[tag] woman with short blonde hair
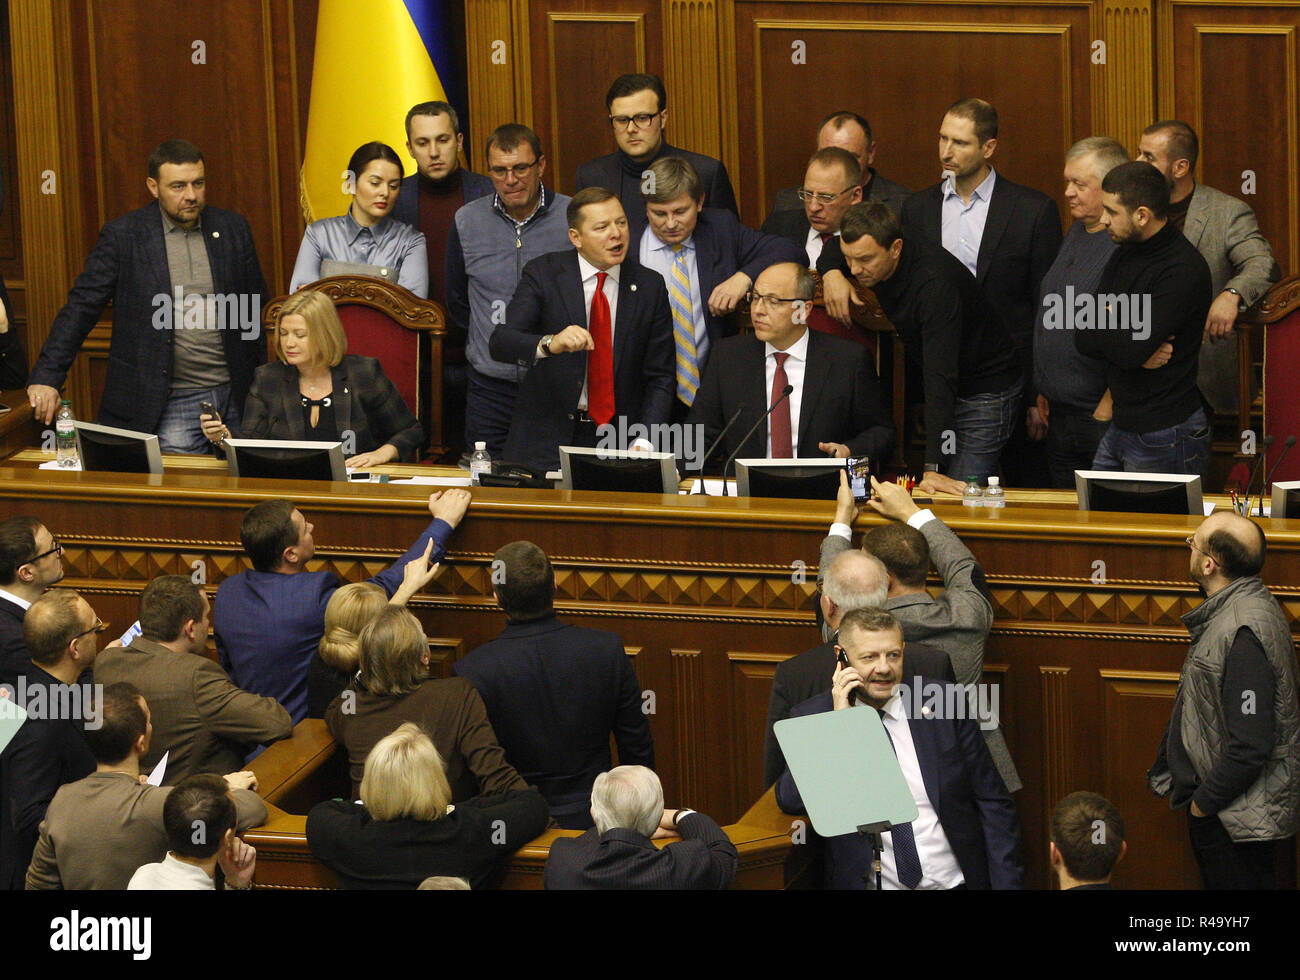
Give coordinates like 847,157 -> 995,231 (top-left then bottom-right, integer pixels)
360,723 -> 452,821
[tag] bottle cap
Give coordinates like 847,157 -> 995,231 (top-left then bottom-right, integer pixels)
61,399 -> 71,406
988,477 -> 1000,486
475,442 -> 486,451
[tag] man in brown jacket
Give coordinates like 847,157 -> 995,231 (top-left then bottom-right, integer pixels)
95,575 -> 292,784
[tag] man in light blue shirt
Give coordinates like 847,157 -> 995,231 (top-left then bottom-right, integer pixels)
941,166 -> 996,277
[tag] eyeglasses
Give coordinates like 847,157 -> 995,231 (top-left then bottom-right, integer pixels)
797,187 -> 855,205
609,113 -> 660,130
487,161 -> 539,179
72,618 -> 109,641
25,538 -> 63,564
746,291 -> 803,309
1185,535 -> 1220,565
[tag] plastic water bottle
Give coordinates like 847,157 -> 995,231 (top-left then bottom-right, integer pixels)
469,441 -> 492,485
984,476 -> 1006,509
55,400 -> 79,468
962,475 -> 984,508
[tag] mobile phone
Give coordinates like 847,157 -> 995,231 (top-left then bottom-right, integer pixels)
835,645 -> 861,705
119,621 -> 143,648
199,401 -> 221,423
846,456 -> 871,503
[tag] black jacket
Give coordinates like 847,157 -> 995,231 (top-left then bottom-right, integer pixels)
0,595 -> 27,688
544,810 -> 738,889
576,142 -> 738,237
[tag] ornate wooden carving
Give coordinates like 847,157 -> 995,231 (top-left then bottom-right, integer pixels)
262,275 -> 447,332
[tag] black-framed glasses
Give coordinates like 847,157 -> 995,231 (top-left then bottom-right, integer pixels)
796,187 -> 854,205
609,112 -> 660,130
746,291 -> 802,309
72,618 -> 109,640
25,538 -> 63,564
487,161 -> 539,179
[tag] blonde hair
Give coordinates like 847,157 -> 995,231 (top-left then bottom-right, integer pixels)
357,606 -> 429,696
275,289 -> 347,368
319,582 -> 388,672
361,722 -> 451,822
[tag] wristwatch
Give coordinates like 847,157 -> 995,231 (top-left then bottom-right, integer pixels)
540,334 -> 555,356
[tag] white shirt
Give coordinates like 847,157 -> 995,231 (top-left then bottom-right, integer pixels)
639,226 -> 710,363
803,227 -> 837,268
941,167 -> 997,277
0,588 -> 31,611
875,693 -> 965,890
127,852 -> 215,890
763,329 -> 810,456
830,507 -> 935,541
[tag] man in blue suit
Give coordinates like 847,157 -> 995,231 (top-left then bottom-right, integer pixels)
453,541 -> 654,829
489,188 -> 674,473
776,607 -> 1023,889
632,156 -> 806,423
27,140 -> 268,453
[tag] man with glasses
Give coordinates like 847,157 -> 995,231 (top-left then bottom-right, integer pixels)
686,260 -> 892,470
770,111 -> 911,218
447,124 -> 572,459
1149,513 -> 1300,889
0,517 -> 65,687
575,73 -> 737,238
0,589 -> 104,889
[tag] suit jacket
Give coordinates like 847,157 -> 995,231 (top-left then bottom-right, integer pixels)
24,771 -> 265,890
0,594 -> 27,688
1182,183 -> 1281,413
770,168 -> 911,218
629,208 -> 807,350
544,811 -> 738,889
759,207 -> 817,264
900,173 -> 1061,377
93,636 -> 293,785
775,689 -> 1023,889
575,143 -> 738,237
28,203 -> 269,433
821,521 -> 1022,793
453,615 -> 655,829
489,249 -> 675,472
763,639 -> 955,787
687,330 -> 894,470
392,168 -> 494,230
236,355 -> 426,460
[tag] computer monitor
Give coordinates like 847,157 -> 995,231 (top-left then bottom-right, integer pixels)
558,447 -> 677,494
74,422 -> 163,475
735,458 -> 844,501
1075,470 -> 1203,516
1271,481 -> 1300,519
225,439 -> 347,482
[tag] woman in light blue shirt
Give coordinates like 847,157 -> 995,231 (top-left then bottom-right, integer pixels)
291,142 -> 428,297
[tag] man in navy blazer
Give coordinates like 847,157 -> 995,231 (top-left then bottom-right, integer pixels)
453,541 -> 654,829
0,515 -> 65,687
775,607 -> 1023,890
489,189 -> 674,473
27,140 -> 268,453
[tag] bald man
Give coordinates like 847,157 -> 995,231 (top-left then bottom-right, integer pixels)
1149,513 -> 1300,889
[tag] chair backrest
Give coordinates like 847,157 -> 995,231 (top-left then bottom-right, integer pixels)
1250,274 -> 1300,482
263,276 -> 448,457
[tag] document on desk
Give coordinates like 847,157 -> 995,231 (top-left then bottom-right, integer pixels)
385,476 -> 473,487
684,479 -> 736,495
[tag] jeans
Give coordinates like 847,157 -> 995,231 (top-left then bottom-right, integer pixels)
1045,408 -> 1111,488
1092,408 -> 1210,476
1188,811 -> 1278,889
155,383 -> 241,455
465,367 -> 519,460
948,379 -> 1023,483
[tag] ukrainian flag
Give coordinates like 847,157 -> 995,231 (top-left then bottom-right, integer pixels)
300,0 -> 455,222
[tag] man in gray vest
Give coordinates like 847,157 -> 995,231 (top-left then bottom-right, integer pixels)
1149,512 -> 1300,889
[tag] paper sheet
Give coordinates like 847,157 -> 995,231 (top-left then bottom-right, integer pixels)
146,751 -> 169,787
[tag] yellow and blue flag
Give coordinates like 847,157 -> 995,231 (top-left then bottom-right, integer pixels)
300,0 -> 455,222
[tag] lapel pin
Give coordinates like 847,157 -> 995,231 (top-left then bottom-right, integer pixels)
630,284 -> 637,292
211,231 -> 221,239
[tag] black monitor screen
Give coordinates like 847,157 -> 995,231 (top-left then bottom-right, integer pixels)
78,430 -> 156,474
235,446 -> 338,482
567,455 -> 670,494
1279,488 -> 1300,520
745,466 -> 841,501
1087,479 -> 1191,515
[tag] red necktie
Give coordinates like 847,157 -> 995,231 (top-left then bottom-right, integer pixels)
587,271 -> 615,425
770,351 -> 792,458
819,232 -> 831,246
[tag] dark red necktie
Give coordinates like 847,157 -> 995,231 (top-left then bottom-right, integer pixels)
587,271 -> 615,425
770,351 -> 792,458
819,232 -> 831,246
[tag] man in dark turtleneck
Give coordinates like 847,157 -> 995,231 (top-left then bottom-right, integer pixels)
394,101 -> 493,307
1075,161 -> 1212,475
574,73 -> 737,238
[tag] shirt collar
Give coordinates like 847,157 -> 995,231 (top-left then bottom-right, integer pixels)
577,252 -> 622,285
765,326 -> 810,362
941,166 -> 997,203
651,231 -> 694,255
342,210 -> 388,247
0,587 -> 31,611
159,202 -> 202,234
493,186 -> 550,228
878,689 -> 906,722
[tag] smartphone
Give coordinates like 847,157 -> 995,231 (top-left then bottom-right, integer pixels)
846,456 -> 871,504
118,621 -> 143,648
835,645 -> 861,705
199,401 -> 221,423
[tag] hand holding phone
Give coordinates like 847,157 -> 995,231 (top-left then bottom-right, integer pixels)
845,457 -> 871,504
833,646 -> 863,708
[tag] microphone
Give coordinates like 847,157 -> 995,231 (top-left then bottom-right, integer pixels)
1243,434 -> 1274,515
1259,435 -> 1297,516
721,384 -> 795,497
695,406 -> 745,495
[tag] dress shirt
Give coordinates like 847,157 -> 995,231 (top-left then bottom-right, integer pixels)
638,226 -> 710,364
876,692 -> 965,890
0,588 -> 31,611
941,168 -> 998,276
127,852 -> 215,890
291,212 -> 428,297
763,329 -> 809,456
829,507 -> 935,541
804,227 -> 836,268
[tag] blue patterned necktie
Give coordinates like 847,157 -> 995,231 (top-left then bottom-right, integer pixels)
877,707 -> 923,889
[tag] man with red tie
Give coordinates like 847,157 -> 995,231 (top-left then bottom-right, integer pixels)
490,188 -> 675,473
687,261 -> 894,472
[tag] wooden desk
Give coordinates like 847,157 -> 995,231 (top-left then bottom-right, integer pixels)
3,464 -> 1297,889
0,392 -> 39,461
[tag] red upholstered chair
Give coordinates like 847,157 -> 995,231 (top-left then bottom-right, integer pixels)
263,276 -> 448,458
1247,274 -> 1300,483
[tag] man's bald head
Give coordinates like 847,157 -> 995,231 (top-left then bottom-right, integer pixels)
1202,513 -> 1266,580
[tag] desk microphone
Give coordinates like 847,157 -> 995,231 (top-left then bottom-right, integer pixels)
1259,435 -> 1297,516
696,406 -> 745,495
1243,434 -> 1274,515
721,385 -> 794,497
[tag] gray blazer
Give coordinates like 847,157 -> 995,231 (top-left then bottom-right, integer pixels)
820,519 -> 1022,793
1183,183 -> 1281,414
